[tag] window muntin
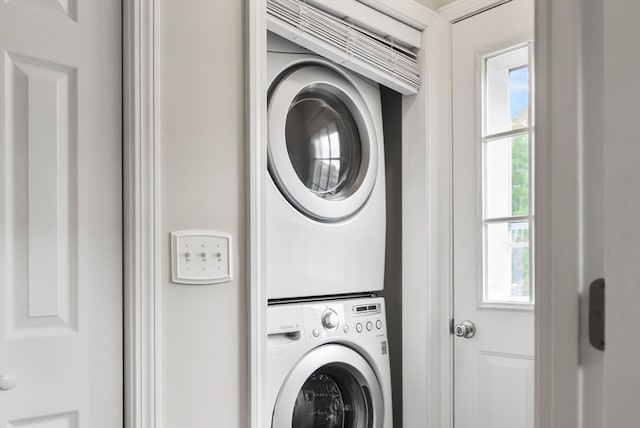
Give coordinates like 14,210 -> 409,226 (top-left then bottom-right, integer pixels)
482,43 -> 534,305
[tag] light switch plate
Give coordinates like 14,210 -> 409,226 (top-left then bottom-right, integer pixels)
170,230 -> 233,285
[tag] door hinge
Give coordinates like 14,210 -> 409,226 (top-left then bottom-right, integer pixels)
588,278 -> 605,351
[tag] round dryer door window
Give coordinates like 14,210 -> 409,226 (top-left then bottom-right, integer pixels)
268,65 -> 379,222
285,89 -> 362,200
272,344 -> 384,428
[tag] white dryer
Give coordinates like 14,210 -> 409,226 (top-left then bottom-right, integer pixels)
267,33 -> 386,300
267,296 -> 393,428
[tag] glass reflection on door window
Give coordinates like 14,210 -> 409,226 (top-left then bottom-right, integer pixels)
482,44 -> 534,305
485,221 -> 530,303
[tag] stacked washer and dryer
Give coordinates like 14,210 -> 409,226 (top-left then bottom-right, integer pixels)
266,33 -> 393,428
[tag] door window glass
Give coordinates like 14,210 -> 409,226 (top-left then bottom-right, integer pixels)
482,44 -> 534,305
285,88 -> 362,200
485,135 -> 530,219
485,46 -> 530,135
485,221 -> 530,303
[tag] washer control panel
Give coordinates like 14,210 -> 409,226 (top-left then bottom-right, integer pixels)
301,298 -> 386,342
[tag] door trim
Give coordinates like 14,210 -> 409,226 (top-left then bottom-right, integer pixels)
247,2 -> 452,428
400,9 -> 452,428
247,0 -> 268,426
123,0 -> 162,427
245,0 -> 451,428
534,0 -> 582,426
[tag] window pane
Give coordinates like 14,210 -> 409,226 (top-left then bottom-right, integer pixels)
485,221 -> 530,303
485,46 -> 529,135
509,66 -> 529,128
485,135 -> 529,218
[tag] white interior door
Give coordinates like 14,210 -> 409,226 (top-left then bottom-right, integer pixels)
0,1 -> 122,426
452,1 -> 534,427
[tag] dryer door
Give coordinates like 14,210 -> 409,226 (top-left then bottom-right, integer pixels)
272,344 -> 384,428
268,65 -> 379,222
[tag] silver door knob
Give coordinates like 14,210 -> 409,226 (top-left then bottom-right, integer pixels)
0,373 -> 17,391
454,320 -> 476,338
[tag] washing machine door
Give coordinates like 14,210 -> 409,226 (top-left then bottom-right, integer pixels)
272,344 -> 384,428
268,65 -> 379,222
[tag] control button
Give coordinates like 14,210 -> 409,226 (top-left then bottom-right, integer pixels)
321,309 -> 340,330
366,321 -> 373,331
343,325 -> 350,333
376,320 -> 382,329
356,323 -> 363,333
312,329 -> 320,337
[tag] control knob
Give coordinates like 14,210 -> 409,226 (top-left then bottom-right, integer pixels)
321,309 -> 339,330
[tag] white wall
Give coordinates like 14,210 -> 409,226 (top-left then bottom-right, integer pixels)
159,0 -> 247,426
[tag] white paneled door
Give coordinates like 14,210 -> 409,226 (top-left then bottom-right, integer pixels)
0,0 -> 122,426
452,1 -> 534,427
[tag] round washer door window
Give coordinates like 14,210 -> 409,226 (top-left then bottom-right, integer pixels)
268,65 -> 379,222
272,344 -> 384,428
291,366 -> 368,428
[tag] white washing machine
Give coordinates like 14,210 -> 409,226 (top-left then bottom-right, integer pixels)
267,33 -> 386,300
267,296 -> 393,428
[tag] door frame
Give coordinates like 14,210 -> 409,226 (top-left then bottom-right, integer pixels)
123,0 -> 585,427
534,0 -> 583,426
121,0 -> 448,426
447,2 -> 536,427
123,0 -> 162,427
247,1 -> 452,427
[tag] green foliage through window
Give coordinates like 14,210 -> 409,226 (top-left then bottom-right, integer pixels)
511,131 -> 529,216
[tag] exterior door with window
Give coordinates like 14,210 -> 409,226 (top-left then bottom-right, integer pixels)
452,0 -> 534,426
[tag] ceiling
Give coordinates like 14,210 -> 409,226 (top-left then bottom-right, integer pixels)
413,0 -> 458,10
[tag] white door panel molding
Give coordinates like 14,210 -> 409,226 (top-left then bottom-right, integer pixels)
4,53 -> 78,339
